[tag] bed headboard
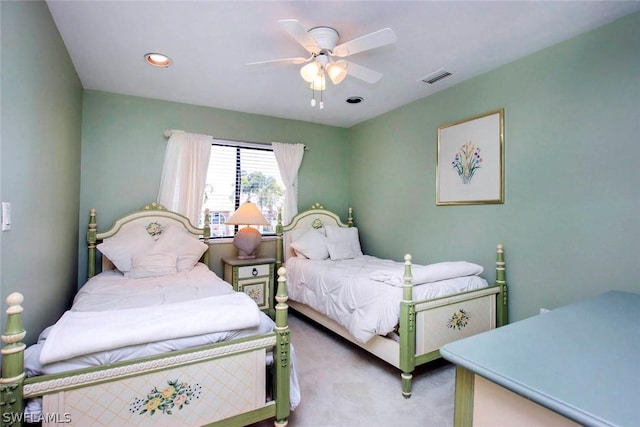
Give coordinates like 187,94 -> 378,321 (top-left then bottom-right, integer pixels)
87,202 -> 210,279
276,203 -> 353,266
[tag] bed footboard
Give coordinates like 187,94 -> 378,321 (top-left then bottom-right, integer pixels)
399,245 -> 508,398
27,338 -> 275,426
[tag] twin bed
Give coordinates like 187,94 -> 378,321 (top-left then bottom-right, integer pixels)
276,203 -> 508,398
1,202 -> 508,425
1,203 -> 296,426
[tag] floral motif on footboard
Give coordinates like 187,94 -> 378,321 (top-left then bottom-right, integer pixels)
447,309 -> 470,330
130,379 -> 202,416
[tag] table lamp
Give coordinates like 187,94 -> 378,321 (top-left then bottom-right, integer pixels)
225,201 -> 270,259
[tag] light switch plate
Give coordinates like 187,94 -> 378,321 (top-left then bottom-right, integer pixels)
2,202 -> 11,231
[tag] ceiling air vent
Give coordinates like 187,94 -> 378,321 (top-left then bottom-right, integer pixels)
420,69 -> 452,84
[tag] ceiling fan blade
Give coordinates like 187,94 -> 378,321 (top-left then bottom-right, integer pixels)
246,56 -> 309,66
339,60 -> 383,84
333,28 -> 397,57
278,19 -> 321,54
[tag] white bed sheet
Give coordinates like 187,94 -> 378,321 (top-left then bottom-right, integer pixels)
23,263 -> 300,409
285,255 -> 489,343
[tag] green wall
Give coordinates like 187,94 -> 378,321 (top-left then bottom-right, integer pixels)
79,91 -> 349,281
4,1 -> 638,344
0,1 -> 83,344
348,12 -> 640,321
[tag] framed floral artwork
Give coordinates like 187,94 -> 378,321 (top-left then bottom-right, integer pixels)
436,109 -> 504,205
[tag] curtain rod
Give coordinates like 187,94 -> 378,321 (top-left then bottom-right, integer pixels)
163,129 -> 307,150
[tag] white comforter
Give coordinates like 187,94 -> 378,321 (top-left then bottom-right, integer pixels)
285,255 -> 489,343
38,263 -> 260,364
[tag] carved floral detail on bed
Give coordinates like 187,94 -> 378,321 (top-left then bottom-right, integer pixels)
447,308 -> 471,330
145,221 -> 166,240
129,379 -> 202,416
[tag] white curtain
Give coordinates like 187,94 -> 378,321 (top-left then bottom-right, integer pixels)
158,131 -> 212,225
273,142 -> 305,224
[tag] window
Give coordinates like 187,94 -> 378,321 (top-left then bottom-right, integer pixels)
202,140 -> 284,238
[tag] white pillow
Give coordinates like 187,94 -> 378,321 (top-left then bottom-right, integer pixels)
325,226 -> 363,257
290,229 -> 329,260
126,252 -> 178,279
97,223 -> 155,272
327,241 -> 357,261
154,225 -> 208,271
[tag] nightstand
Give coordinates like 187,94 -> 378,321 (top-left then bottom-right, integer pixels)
222,257 -> 276,318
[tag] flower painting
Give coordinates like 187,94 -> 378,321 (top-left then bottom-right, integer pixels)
129,379 -> 202,416
437,109 -> 504,205
452,141 -> 483,184
447,309 -> 470,330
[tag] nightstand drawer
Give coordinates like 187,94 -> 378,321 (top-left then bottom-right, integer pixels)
238,264 -> 270,279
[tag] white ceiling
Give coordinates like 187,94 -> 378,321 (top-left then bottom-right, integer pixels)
46,1 -> 640,128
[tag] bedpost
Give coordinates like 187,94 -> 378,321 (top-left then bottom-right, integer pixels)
87,208 -> 97,279
495,244 -> 508,326
399,254 -> 416,398
274,267 -> 290,427
1,293 -> 26,426
347,207 -> 353,227
202,209 -> 210,266
275,210 -> 283,272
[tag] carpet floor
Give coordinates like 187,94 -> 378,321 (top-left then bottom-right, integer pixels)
250,312 -> 455,427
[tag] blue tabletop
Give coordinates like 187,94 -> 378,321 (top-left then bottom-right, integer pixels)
440,290 -> 640,427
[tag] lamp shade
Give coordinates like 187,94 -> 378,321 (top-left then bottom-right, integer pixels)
326,62 -> 347,85
300,61 -> 321,83
226,202 -> 269,226
310,73 -> 326,91
225,202 -> 269,259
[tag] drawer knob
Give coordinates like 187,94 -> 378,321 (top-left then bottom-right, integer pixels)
252,267 -> 258,276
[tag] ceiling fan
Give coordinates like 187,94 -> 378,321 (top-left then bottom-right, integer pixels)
248,19 -> 397,88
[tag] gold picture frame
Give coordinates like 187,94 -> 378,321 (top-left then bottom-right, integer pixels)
436,109 -> 504,205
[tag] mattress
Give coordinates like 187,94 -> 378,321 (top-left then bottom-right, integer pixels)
285,255 -> 489,343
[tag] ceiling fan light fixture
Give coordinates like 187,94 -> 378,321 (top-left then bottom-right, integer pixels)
326,63 -> 347,85
144,53 -> 171,68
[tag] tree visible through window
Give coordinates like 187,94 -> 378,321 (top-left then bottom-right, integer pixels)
202,141 -> 284,237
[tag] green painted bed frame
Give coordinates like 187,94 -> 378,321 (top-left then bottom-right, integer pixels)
276,203 -> 508,398
1,203 -> 292,426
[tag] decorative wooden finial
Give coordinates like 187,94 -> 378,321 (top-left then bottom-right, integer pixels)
2,292 -> 26,346
6,292 -> 23,311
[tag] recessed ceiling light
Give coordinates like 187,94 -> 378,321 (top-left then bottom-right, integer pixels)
346,96 -> 364,104
144,53 -> 171,68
